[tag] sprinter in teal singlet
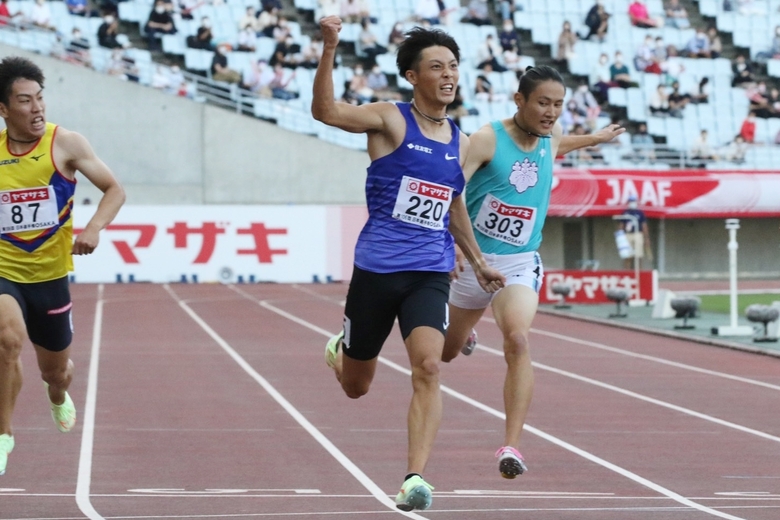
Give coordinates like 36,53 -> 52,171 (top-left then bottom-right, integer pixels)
312,16 -> 505,512
442,66 -> 625,479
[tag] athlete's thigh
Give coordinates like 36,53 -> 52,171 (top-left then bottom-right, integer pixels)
22,277 -> 73,353
491,284 -> 539,340
343,267 -> 399,361
0,290 -> 28,347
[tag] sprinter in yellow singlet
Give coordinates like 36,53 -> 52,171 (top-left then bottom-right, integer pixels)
0,57 -> 125,476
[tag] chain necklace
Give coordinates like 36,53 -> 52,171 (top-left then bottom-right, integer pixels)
411,99 -> 448,125
512,113 -> 551,138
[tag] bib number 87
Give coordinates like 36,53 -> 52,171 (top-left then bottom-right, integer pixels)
405,196 -> 444,222
483,212 -> 523,237
11,203 -> 40,224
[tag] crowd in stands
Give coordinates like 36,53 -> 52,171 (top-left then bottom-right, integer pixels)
8,0 -> 780,166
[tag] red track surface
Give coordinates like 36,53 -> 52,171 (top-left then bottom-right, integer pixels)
2,283 -> 779,520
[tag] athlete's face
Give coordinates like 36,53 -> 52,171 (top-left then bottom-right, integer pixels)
515,80 -> 565,136
405,45 -> 459,106
0,79 -> 46,139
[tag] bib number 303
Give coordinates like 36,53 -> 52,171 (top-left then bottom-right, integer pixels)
474,194 -> 536,246
392,176 -> 453,230
0,186 -> 59,234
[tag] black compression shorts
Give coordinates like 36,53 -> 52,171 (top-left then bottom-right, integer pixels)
0,276 -> 73,352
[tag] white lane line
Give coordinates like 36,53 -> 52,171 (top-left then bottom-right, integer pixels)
247,291 -> 746,520
164,284 -> 430,520
524,324 -> 780,392
75,283 -> 107,520
470,337 -> 780,445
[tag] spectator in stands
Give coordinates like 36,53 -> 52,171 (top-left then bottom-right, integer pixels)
186,16 -> 213,50
340,0 -> 369,23
628,0 -> 663,29
270,34 -> 302,68
690,129 -> 718,163
65,0 -> 89,17
499,0 -> 522,21
556,21 -> 578,64
347,63 -> 373,104
29,0 -> 55,31
263,0 -> 282,10
98,14 -> 129,49
273,16 -> 293,43
107,49 -> 139,81
667,81 -> 689,117
653,36 -> 667,62
664,0 -> 689,29
358,18 -> 387,64
756,25 -> 780,62
499,18 -> 519,53
64,28 -> 91,67
582,1 -> 609,41
477,34 -> 507,72
367,63 -> 400,101
178,0 -> 203,21
610,52 -> 638,88
300,34 -> 323,69
415,0 -> 441,25
572,83 -> 601,130
269,63 -> 298,100
685,27 -> 711,58
721,134 -> 748,163
237,22 -> 258,52
635,34 -> 662,74
145,0 -> 177,51
731,54 -> 756,88
559,99 -> 584,134
246,58 -> 274,97
151,65 -> 171,90
0,0 -> 20,25
462,0 -> 491,26
739,111 -> 757,143
707,27 -> 722,59
689,77 -> 710,104
257,5 -> 279,37
631,123 -> 656,162
649,84 -> 670,116
238,6 -> 258,33
388,22 -> 406,52
590,52 -> 615,103
502,41 -> 524,71
661,44 -> 685,84
474,72 -> 495,102
211,44 -> 243,84
619,195 -> 651,269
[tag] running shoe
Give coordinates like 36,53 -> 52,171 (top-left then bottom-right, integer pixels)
46,383 -> 77,433
496,446 -> 527,479
461,328 -> 478,356
0,434 -> 13,476
395,475 -> 434,511
325,330 -> 344,369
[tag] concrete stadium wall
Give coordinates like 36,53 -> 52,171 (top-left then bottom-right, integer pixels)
0,44 -> 369,205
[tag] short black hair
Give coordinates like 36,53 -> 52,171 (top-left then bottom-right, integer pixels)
0,57 -> 44,105
396,26 -> 460,77
517,65 -> 565,99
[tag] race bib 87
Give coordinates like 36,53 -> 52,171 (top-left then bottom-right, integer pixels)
0,186 -> 59,234
392,176 -> 453,230
474,193 -> 536,246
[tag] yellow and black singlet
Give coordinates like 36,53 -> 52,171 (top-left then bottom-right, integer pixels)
0,123 -> 76,282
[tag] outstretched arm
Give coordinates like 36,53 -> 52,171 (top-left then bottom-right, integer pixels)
311,15 -> 387,134
555,123 -> 625,157
449,195 -> 505,293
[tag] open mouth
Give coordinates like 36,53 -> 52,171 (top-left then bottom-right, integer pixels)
441,83 -> 454,94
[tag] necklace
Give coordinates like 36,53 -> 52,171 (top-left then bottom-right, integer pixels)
512,113 -> 551,139
412,99 -> 448,125
7,134 -> 39,144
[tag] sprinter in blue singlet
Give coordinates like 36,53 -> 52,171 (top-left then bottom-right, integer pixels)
312,16 -> 505,512
442,66 -> 625,480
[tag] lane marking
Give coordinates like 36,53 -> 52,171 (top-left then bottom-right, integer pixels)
525,324 -> 780,392
247,288 -> 747,520
165,284 -> 430,520
75,283 -> 107,520
128,488 -> 321,495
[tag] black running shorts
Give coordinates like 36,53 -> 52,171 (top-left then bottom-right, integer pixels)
341,266 -> 450,361
0,276 -> 73,352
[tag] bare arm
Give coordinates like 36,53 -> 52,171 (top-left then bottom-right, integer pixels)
556,123 -> 625,157
448,195 -> 505,292
56,129 -> 126,255
461,123 -> 496,181
311,15 -> 387,133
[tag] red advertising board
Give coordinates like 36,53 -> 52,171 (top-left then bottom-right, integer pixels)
550,169 -> 780,218
540,270 -> 656,305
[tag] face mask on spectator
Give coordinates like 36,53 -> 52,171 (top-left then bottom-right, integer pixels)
355,67 -> 363,75
628,201 -> 638,209
202,18 -> 211,28
73,30 -> 81,39
104,15 -> 115,24
155,6 -> 165,13
372,67 -> 380,75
